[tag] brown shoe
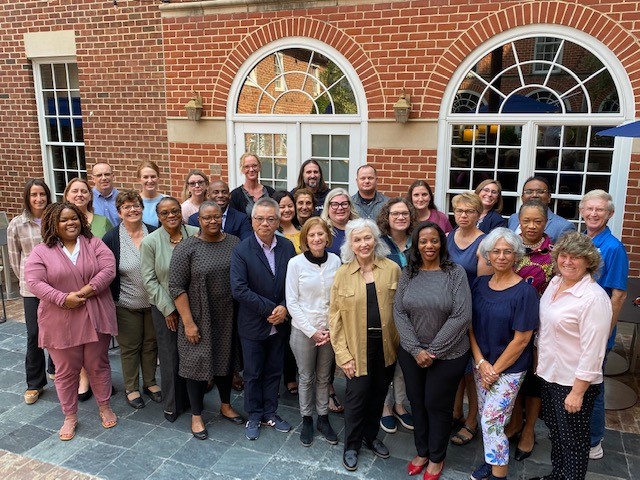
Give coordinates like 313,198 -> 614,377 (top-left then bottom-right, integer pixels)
24,388 -> 43,405
232,372 -> 244,392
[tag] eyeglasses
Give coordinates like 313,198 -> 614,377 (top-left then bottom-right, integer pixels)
253,216 -> 278,225
490,249 -> 515,256
454,208 -> 478,216
389,211 -> 410,218
523,189 -> 548,195
199,214 -> 223,223
581,207 -> 608,214
329,201 -> 350,210
243,164 -> 260,171
188,180 -> 206,187
120,204 -> 142,211
158,208 -> 181,218
481,187 -> 499,195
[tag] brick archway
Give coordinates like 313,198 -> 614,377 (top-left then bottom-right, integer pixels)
422,0 -> 640,117
211,17 -> 385,118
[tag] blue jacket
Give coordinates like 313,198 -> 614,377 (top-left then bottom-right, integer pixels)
187,206 -> 252,240
230,234 -> 296,340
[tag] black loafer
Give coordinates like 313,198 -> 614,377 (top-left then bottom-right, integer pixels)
221,411 -> 244,425
343,449 -> 358,471
363,438 -> 390,459
515,446 -> 533,461
192,428 -> 208,440
126,393 -> 145,410
143,387 -> 162,403
164,411 -> 178,423
78,387 -> 93,402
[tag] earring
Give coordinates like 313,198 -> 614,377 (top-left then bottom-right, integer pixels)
486,260 -> 491,266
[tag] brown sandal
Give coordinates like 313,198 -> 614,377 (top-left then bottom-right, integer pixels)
99,406 -> 117,429
59,415 -> 78,441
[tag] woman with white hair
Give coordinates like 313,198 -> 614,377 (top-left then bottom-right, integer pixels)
330,219 -> 400,472
469,228 -> 539,480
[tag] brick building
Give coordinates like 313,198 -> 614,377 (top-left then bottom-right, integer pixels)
2,0 -> 640,274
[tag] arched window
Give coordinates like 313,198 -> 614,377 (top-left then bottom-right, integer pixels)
228,41 -> 366,192
439,30 -> 631,233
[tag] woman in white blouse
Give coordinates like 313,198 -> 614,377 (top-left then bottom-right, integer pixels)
534,232 -> 612,480
285,217 -> 341,447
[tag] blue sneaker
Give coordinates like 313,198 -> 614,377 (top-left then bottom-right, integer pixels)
245,419 -> 260,440
470,462 -> 492,480
262,414 -> 291,433
380,415 -> 397,433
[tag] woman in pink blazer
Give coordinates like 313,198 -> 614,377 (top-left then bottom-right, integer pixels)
25,202 -> 118,441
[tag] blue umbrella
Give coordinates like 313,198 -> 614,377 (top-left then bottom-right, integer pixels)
596,120 -> 640,138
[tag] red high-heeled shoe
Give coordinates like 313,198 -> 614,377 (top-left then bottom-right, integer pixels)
407,460 -> 427,476
422,462 -> 444,480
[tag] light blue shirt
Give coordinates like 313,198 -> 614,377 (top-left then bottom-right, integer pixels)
92,187 -> 120,226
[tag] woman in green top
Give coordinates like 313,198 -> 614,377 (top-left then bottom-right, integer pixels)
64,178 -> 113,238
64,177 -> 114,401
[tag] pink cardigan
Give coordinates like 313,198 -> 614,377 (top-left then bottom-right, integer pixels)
25,235 -> 117,349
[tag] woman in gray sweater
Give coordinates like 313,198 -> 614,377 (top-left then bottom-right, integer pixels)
393,221 -> 472,480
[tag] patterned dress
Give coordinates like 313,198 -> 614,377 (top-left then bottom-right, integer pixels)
169,234 -> 242,381
514,234 -> 554,295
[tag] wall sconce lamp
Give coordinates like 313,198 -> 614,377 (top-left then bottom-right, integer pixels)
185,92 -> 203,121
393,92 -> 411,124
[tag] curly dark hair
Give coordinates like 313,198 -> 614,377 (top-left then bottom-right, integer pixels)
407,221 -> 453,278
41,202 -> 93,247
377,197 -> 415,237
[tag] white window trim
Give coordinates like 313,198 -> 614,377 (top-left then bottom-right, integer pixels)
436,24 -> 634,236
226,37 -> 368,189
32,56 -> 84,199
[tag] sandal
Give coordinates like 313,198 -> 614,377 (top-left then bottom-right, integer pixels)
450,424 -> 477,446
328,393 -> 344,413
99,406 -> 117,429
59,415 -> 78,441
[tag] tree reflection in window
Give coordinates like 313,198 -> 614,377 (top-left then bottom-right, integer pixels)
238,48 -> 357,115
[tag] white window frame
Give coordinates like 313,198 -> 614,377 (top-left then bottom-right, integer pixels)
226,37 -> 368,192
32,57 -> 86,200
437,25 -> 634,236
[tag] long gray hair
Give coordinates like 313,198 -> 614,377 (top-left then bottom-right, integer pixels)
340,218 -> 390,264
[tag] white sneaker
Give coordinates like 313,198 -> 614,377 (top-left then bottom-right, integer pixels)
589,441 -> 603,460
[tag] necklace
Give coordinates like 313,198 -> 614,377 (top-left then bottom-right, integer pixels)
523,237 -> 543,250
169,234 -> 183,245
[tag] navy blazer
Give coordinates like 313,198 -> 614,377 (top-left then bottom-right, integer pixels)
230,234 -> 296,340
187,206 -> 252,240
102,222 -> 157,302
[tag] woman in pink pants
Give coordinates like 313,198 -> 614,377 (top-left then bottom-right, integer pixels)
25,202 -> 118,441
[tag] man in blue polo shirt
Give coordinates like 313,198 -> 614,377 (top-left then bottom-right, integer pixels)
91,162 -> 120,226
580,189 -> 628,460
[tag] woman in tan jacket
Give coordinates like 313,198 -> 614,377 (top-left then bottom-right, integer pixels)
330,218 -> 400,472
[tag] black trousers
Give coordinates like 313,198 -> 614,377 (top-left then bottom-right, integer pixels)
399,347 -> 469,463
541,379 -> 600,480
24,297 -> 54,390
343,335 -> 395,451
151,306 -> 188,415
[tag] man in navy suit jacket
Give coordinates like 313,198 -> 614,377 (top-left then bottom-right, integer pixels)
230,197 -> 297,441
188,180 -> 252,240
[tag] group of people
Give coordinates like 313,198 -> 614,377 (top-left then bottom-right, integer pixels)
5,154 -> 628,480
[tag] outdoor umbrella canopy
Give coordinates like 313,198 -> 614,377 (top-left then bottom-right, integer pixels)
596,120 -> 640,138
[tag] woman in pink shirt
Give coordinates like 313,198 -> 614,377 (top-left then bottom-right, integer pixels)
534,232 -> 612,480
25,202 -> 118,441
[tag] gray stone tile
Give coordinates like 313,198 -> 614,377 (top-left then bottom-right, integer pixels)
275,428 -> 335,466
0,322 -> 28,335
379,430 -> 415,461
256,458 -> 316,480
365,455 -> 411,479
0,337 -> 27,356
210,446 -> 271,478
61,442 -> 126,475
0,394 -> 60,424
0,424 -> 52,454
98,450 -> 165,480
170,437 -> 230,470
587,450 -> 631,479
622,431 -> 640,457
130,425 -> 192,459
240,424 -> 292,456
146,460 -> 210,480
25,435 -> 97,465
0,367 -> 23,390
0,391 -> 23,416
96,417 -> 157,448
627,454 -> 640,480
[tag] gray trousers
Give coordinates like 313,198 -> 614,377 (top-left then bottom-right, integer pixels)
384,362 -> 408,407
289,327 -> 334,416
